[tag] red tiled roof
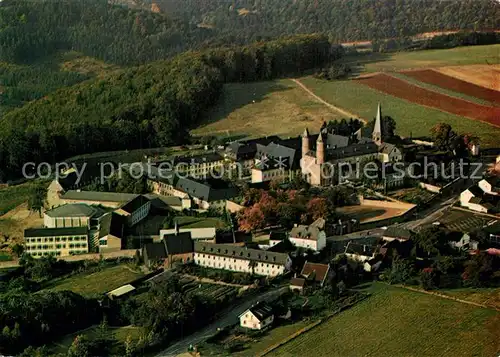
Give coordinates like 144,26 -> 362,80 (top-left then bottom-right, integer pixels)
300,261 -> 330,284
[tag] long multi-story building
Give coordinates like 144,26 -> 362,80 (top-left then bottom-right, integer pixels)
24,227 -> 89,257
194,242 -> 291,277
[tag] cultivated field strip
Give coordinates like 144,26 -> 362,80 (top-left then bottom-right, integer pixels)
358,74 -> 500,127
403,70 -> 500,106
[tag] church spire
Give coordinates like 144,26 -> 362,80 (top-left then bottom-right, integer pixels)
372,103 -> 383,146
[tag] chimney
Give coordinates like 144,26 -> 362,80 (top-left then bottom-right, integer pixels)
174,221 -> 179,235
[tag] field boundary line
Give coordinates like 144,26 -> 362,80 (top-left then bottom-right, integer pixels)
393,284 -> 500,312
258,294 -> 370,356
290,78 -> 366,123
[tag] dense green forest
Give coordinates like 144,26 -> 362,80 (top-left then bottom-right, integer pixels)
0,0 -> 215,65
0,34 -> 338,180
155,0 -> 500,42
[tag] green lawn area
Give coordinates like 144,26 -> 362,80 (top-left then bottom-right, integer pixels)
51,325 -> 144,355
341,44 -> 500,73
299,76 -> 500,147
47,264 -> 144,296
192,79 -> 345,139
175,216 -> 226,229
269,283 -> 500,357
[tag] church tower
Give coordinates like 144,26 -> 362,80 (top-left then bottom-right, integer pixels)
316,133 -> 325,165
302,128 -> 310,158
372,103 -> 383,146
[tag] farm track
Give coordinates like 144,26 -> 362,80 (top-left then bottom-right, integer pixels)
403,69 -> 500,106
291,78 -> 366,123
358,73 -> 500,127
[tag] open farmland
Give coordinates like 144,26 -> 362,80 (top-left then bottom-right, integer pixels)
341,44 -> 500,73
436,64 -> 500,91
403,69 -> 500,106
269,283 -> 500,357
357,73 -> 500,127
192,79 -> 345,139
47,264 -> 144,296
298,77 -> 500,147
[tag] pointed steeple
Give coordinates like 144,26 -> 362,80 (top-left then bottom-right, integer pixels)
372,103 -> 383,146
302,128 -> 310,158
316,133 -> 325,164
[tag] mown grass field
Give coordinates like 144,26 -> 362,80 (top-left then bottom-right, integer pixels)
269,283 -> 500,357
47,264 -> 144,296
192,79 -> 345,139
342,44 -> 500,73
298,76 -> 500,147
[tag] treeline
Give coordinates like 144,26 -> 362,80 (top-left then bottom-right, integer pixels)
0,0 -> 212,65
0,34 -> 336,181
373,31 -> 500,53
155,0 -> 500,43
421,31 -> 500,50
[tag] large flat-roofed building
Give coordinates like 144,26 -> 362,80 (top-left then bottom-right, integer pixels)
43,204 -> 101,228
24,227 -> 89,257
194,242 -> 291,277
60,191 -> 139,208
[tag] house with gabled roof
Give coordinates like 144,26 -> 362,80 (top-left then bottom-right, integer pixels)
239,302 -> 274,330
300,261 -> 330,287
289,218 -> 327,251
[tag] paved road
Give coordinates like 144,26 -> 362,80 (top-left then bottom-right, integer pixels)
404,196 -> 458,230
155,286 -> 288,357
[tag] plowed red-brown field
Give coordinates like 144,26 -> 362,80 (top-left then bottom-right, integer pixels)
359,74 -> 500,127
403,69 -> 500,106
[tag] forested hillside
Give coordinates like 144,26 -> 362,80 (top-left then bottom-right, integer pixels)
0,34 -> 339,180
155,0 -> 500,43
0,0 -> 211,65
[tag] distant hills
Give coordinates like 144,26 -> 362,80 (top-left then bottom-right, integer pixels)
151,0 -> 500,43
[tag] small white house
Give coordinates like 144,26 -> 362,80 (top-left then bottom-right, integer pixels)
239,302 -> 274,330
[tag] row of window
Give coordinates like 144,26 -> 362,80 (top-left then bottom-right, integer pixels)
26,236 -> 87,243
196,260 -> 279,276
28,249 -> 87,257
27,243 -> 87,250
